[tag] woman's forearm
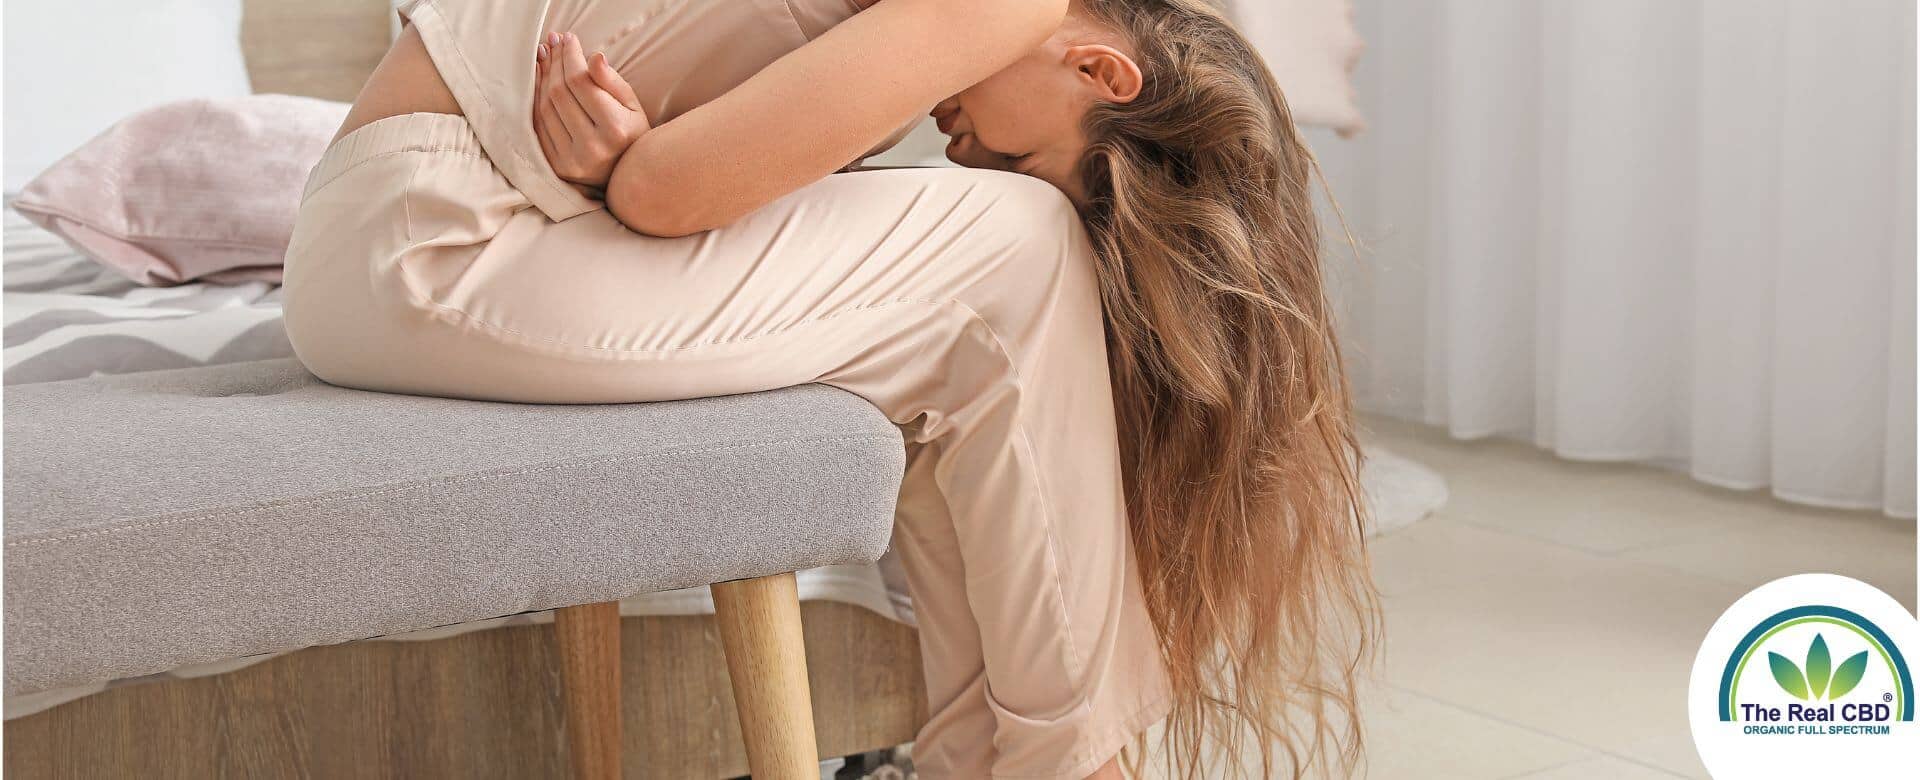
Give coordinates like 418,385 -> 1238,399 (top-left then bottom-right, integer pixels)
605,0 -> 1067,237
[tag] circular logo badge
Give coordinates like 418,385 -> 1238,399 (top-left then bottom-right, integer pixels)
1688,573 -> 1919,776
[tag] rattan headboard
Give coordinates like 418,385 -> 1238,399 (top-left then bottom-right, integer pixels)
241,0 -> 393,102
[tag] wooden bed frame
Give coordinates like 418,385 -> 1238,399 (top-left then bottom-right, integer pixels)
2,2 -> 928,776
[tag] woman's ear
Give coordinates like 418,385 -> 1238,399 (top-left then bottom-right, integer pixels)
1065,44 -> 1143,104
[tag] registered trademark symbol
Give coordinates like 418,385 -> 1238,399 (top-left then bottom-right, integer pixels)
1884,692 -> 1894,702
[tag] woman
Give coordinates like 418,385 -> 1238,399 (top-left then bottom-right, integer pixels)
283,0 -> 1379,777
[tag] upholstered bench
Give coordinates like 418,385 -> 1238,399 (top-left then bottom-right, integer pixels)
3,358 -> 905,778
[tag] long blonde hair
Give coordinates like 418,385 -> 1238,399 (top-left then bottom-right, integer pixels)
1075,1 -> 1380,775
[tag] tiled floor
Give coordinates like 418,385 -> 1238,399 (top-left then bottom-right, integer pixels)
1353,415 -> 1916,779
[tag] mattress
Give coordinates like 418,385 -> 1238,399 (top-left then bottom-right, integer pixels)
1,207 -> 917,719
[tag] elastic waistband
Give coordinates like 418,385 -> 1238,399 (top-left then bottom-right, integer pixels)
303,112 -> 485,200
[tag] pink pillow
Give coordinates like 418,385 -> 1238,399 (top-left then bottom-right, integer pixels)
1227,0 -> 1367,136
12,95 -> 347,286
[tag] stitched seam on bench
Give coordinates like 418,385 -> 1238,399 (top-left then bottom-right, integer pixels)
7,433 -> 899,549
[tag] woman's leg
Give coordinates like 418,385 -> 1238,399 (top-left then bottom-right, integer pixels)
289,137 -> 1170,777
890,442 -> 1000,775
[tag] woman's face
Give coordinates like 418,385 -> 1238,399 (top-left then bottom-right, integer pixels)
930,14 -> 1140,206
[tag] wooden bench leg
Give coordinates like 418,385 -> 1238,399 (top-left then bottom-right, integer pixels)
712,571 -> 820,779
555,601 -> 622,780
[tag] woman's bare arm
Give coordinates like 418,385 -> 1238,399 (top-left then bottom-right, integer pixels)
605,0 -> 1068,236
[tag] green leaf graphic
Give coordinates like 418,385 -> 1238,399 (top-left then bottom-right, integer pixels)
1828,651 -> 1869,699
1770,652 -> 1809,700
1807,634 -> 1832,699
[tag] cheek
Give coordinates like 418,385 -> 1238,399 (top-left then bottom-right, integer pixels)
959,69 -> 1055,148
957,90 -> 1014,138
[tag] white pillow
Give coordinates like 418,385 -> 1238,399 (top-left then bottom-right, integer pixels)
3,0 -> 251,192
1225,0 -> 1367,135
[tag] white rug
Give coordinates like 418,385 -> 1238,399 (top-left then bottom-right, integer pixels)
1360,444 -> 1449,536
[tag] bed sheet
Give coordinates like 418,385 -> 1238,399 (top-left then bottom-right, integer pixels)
2,208 -> 292,384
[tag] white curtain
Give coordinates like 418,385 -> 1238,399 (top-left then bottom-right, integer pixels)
1305,0 -> 1916,517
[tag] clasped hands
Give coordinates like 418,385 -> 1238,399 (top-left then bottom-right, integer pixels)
533,32 -> 651,197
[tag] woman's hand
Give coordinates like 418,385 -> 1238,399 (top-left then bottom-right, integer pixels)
533,32 -> 650,194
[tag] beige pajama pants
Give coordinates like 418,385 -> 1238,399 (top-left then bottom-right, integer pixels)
283,3 -> 1171,777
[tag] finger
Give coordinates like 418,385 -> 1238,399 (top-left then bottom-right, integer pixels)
557,33 -> 607,128
535,47 -> 548,89
541,33 -> 568,114
536,62 -> 574,149
544,34 -> 593,136
575,52 -> 634,126
587,52 -> 642,112
538,99 -> 573,151
536,100 -> 564,174
533,53 -> 553,152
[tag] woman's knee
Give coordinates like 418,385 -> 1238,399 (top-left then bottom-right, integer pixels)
950,169 -> 1097,278
769,167 -> 1100,305
957,169 -> 1082,234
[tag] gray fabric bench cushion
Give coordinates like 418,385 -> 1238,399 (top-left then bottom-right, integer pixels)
4,359 -> 904,695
